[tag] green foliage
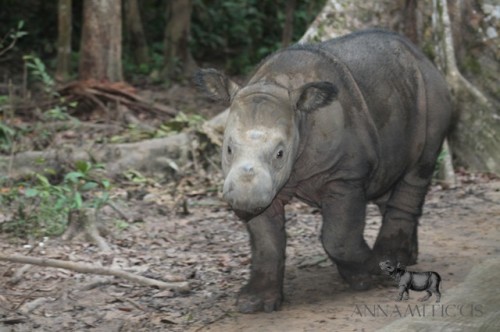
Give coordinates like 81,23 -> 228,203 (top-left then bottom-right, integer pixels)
23,54 -> 56,95
0,121 -> 16,153
190,0 -> 325,74
433,147 -> 449,178
0,161 -> 112,238
123,47 -> 164,81
108,112 -> 205,144
461,54 -> 482,76
0,20 -> 27,53
160,112 -> 205,133
42,100 -> 77,121
22,55 -> 77,120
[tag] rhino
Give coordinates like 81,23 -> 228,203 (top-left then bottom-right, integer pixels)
196,30 -> 452,313
379,260 -> 442,303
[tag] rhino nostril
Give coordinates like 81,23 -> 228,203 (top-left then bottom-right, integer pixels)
242,164 -> 254,173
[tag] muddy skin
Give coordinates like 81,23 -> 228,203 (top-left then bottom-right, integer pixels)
196,29 -> 452,313
379,260 -> 442,303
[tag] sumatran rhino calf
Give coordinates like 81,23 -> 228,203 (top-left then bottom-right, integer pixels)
196,30 -> 452,313
379,260 -> 442,303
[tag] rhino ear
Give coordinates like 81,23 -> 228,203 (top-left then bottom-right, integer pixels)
291,81 -> 338,113
194,68 -> 240,104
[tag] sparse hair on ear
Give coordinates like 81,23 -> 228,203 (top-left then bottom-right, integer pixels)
290,81 -> 338,113
194,68 -> 240,104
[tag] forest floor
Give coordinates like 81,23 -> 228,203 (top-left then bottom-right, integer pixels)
1,84 -> 499,331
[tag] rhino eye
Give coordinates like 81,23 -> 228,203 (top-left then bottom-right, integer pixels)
227,146 -> 232,155
276,150 -> 284,159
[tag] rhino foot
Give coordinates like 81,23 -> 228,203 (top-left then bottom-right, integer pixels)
237,287 -> 283,313
373,232 -> 418,269
373,244 -> 418,269
336,265 -> 375,291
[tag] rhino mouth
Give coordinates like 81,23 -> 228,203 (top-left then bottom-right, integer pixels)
222,187 -> 272,216
222,163 -> 275,217
232,207 -> 266,221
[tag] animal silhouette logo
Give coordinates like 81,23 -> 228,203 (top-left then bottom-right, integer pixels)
379,260 -> 442,303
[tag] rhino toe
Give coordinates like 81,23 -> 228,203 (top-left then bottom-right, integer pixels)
237,290 -> 282,313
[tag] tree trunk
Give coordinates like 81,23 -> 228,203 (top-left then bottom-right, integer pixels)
124,0 -> 149,65
435,0 -> 500,173
164,0 -> 196,80
56,0 -> 72,82
301,0 -> 500,174
79,0 -> 123,82
402,0 -> 419,44
282,0 -> 296,47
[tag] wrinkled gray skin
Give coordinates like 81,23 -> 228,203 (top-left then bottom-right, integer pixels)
196,30 -> 452,313
379,260 -> 442,303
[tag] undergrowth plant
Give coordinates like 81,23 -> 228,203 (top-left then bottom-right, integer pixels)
23,54 -> 77,121
0,161 -> 111,238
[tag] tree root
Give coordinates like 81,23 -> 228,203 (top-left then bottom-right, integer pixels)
62,208 -> 111,252
1,109 -> 228,179
59,80 -> 178,117
438,139 -> 458,188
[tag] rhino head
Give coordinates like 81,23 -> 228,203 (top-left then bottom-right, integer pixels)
196,69 -> 337,217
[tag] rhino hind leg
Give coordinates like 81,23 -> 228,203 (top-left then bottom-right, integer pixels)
434,288 -> 441,303
429,273 -> 442,303
418,290 -> 432,302
321,182 -> 375,290
372,175 -> 431,267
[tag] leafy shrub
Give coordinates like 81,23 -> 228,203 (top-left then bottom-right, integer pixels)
0,161 -> 111,238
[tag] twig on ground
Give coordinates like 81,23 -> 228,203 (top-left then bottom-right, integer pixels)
0,254 -> 190,292
18,297 -> 53,314
106,201 -> 130,222
78,277 -> 114,291
8,264 -> 32,285
121,297 -> 150,312
193,307 -> 231,332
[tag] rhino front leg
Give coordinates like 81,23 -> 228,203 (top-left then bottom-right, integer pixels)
398,286 -> 409,301
237,201 -> 286,313
320,181 -> 375,290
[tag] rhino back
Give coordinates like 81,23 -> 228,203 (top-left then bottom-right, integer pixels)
320,30 -> 451,194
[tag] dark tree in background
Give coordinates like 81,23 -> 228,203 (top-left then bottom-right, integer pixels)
164,0 -> 196,80
55,0 -> 72,82
282,0 -> 297,47
79,0 -> 123,82
124,0 -> 149,65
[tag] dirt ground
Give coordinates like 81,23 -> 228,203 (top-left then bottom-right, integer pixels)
1,83 -> 499,332
0,171 -> 499,332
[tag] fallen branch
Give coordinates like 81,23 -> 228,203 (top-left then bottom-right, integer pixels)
0,254 -> 190,292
